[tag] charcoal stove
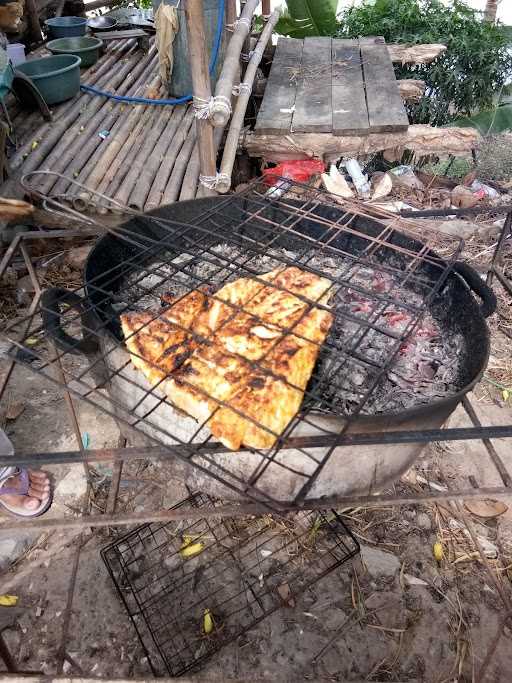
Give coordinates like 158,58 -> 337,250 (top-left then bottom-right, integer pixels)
6,184 -> 496,507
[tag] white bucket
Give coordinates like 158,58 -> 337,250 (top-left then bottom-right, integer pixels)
7,43 -> 26,66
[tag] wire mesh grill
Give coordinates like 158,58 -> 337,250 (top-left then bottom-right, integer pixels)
101,492 -> 360,677
3,179 -> 464,507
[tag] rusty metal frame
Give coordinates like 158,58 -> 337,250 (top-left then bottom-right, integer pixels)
0,219 -> 511,680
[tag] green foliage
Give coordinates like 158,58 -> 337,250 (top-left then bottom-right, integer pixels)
450,103 -> 512,135
273,0 -> 338,38
338,0 -> 512,126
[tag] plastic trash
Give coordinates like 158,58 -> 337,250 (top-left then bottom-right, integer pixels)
263,159 -> 325,199
7,43 -> 26,66
469,179 -> 500,200
344,158 -> 371,198
388,165 -> 425,191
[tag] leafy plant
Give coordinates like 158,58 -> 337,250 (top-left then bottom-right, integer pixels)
273,0 -> 338,38
450,104 -> 512,135
338,0 -> 512,126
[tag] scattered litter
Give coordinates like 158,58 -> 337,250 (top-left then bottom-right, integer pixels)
276,582 -> 295,607
470,179 -> 499,199
260,549 -> 272,557
464,499 -> 508,519
179,536 -> 204,559
416,475 -> 448,492
451,184 -> 480,208
448,519 -> 499,558
35,606 -> 43,617
344,158 -> 371,198
433,541 -> 444,562
5,401 -> 25,421
404,574 -> 429,587
98,130 -> 110,139
0,594 -> 18,606
202,608 -> 214,635
371,172 -> 393,200
82,432 -> 90,449
388,164 -> 425,191
322,164 -> 354,199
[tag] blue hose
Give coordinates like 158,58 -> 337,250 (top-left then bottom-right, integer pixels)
80,0 -> 225,105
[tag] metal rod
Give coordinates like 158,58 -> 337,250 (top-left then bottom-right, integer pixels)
400,204 -> 512,218
3,423 -> 512,469
486,210 -> 512,287
463,396 -> 512,487
1,486 -> 512,533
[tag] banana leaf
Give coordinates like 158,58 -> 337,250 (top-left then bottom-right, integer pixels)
450,104 -> 512,135
274,0 -> 338,38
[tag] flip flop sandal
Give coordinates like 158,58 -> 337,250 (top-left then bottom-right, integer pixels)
0,466 -> 52,518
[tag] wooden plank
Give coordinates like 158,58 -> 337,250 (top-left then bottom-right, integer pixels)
292,37 -> 332,133
331,38 -> 369,136
93,29 -> 147,40
254,37 -> 303,135
359,36 -> 408,133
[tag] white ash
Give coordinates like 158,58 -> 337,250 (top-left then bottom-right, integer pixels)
120,243 -> 465,416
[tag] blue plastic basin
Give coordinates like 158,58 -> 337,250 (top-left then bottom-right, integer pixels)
16,54 -> 81,105
45,16 -> 87,39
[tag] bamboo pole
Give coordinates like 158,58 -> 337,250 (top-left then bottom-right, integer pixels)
179,126 -> 223,201
113,105 -> 174,208
144,106 -> 194,211
67,77 -> 162,204
39,49 -> 157,195
36,48 -> 153,195
261,0 -> 271,17
217,8 -> 279,193
127,106 -> 184,211
161,128 -> 198,204
8,40 -> 137,173
185,0 -> 217,191
210,0 -> 259,128
103,94 -> 161,205
51,53 -> 160,196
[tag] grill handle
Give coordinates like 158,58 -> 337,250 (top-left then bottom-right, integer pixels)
453,261 -> 496,318
41,287 -> 99,355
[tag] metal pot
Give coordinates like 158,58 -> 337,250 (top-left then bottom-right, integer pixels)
42,198 -> 496,503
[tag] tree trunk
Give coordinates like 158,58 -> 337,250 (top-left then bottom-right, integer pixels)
484,0 -> 498,23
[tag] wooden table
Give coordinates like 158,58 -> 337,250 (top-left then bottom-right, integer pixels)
255,36 -> 408,136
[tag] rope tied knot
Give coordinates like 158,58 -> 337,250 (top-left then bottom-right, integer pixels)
199,172 -> 231,190
232,82 -> 252,97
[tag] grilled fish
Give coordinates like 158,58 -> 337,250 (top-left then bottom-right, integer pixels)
122,267 -> 334,450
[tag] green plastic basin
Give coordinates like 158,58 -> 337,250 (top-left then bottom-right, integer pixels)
16,54 -> 81,105
46,37 -> 103,68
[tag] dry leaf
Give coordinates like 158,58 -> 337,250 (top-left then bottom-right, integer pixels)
451,185 -> 480,209
5,401 -> 24,421
464,499 -> 508,519
321,165 -> 354,199
277,582 -> 295,607
371,172 -> 392,200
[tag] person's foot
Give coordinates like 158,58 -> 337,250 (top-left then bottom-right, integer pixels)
0,469 -> 50,512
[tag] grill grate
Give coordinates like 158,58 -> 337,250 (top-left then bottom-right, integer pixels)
3,180 -> 464,507
101,492 -> 360,677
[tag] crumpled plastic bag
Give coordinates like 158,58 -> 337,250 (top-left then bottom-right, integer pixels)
155,4 -> 179,84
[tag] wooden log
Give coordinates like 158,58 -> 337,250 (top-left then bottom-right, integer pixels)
210,0 -> 259,128
243,125 -> 480,161
217,9 -> 279,193
225,0 -> 236,26
145,106 -> 194,211
185,0 -> 217,191
398,79 -> 426,103
51,52 -> 160,196
387,43 -> 447,65
261,0 -> 271,17
37,48 -> 152,195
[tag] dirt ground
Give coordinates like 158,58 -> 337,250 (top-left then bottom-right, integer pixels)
0,199 -> 512,681
0,358 -> 512,682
